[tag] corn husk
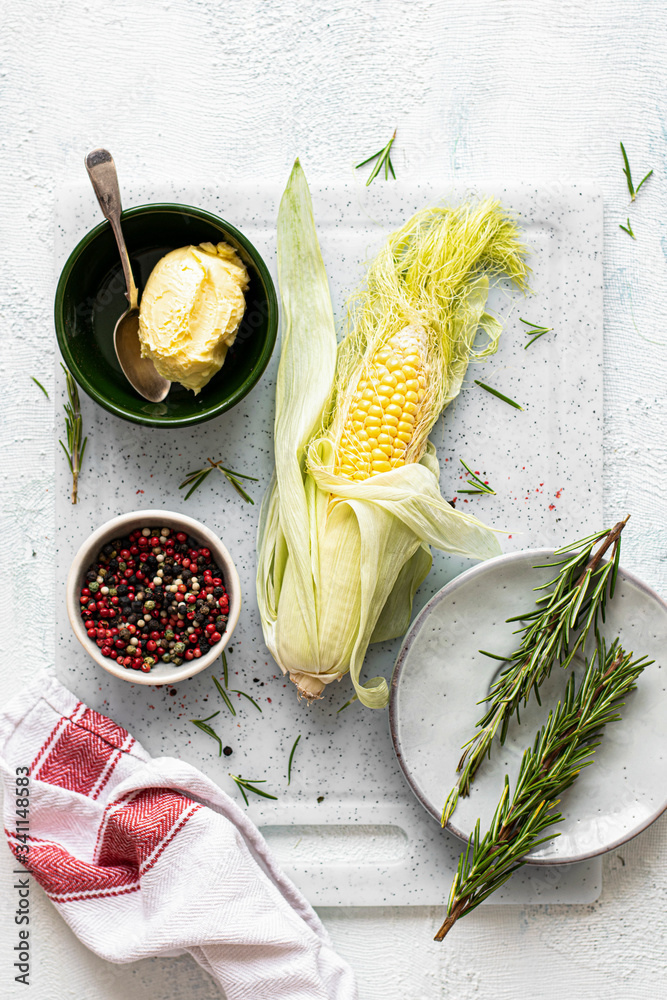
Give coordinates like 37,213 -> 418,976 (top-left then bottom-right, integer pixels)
257,162 -> 529,708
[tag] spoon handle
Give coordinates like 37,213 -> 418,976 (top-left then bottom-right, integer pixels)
84,149 -> 139,311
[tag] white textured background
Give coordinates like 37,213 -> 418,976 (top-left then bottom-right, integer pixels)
1,1 -> 667,997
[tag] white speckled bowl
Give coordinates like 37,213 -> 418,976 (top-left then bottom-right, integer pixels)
66,510 -> 241,685
390,548 -> 667,864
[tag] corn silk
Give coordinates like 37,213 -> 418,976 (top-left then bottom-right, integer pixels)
257,161 -> 530,708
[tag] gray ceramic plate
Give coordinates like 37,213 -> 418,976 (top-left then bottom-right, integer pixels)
390,549 -> 667,864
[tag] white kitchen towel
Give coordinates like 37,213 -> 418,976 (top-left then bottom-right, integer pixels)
0,674 -> 358,1000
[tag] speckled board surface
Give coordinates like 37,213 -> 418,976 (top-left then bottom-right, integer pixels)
54,179 -> 603,906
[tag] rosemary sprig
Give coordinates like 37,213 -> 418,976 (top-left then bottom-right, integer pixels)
31,377 -> 49,398
436,636 -> 651,940
59,364 -> 87,504
213,675 -> 236,716
179,458 -> 258,504
229,689 -> 262,713
619,217 -> 636,240
620,141 -> 652,202
191,711 -> 223,756
520,318 -> 552,349
287,734 -> 301,785
355,129 -> 397,186
230,775 -> 278,806
458,459 -> 496,496
442,517 -> 630,825
221,649 -> 229,687
474,380 -> 523,411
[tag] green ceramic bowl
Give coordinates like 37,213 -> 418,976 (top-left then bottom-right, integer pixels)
54,204 -> 278,427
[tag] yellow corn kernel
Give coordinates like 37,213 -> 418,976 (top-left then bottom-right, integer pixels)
334,325 -> 430,478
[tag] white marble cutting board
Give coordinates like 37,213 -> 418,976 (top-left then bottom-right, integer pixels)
53,178 -> 603,905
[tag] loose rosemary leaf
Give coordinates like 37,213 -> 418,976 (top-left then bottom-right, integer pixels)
520,317 -> 552,349
230,775 -> 278,802
179,458 -> 257,504
31,377 -> 50,398
287,735 -> 301,785
229,689 -> 262,713
355,129 -> 397,186
619,217 -> 636,240
458,459 -> 496,496
620,141 -> 653,201
474,380 -> 523,410
191,719 -> 223,756
213,675 -> 236,716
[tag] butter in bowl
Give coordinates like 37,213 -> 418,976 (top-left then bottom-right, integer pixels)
54,204 -> 278,428
139,240 -> 249,394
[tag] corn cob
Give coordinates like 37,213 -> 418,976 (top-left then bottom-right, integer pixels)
257,161 -> 530,708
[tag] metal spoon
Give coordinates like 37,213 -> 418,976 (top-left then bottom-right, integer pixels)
84,148 -> 170,403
